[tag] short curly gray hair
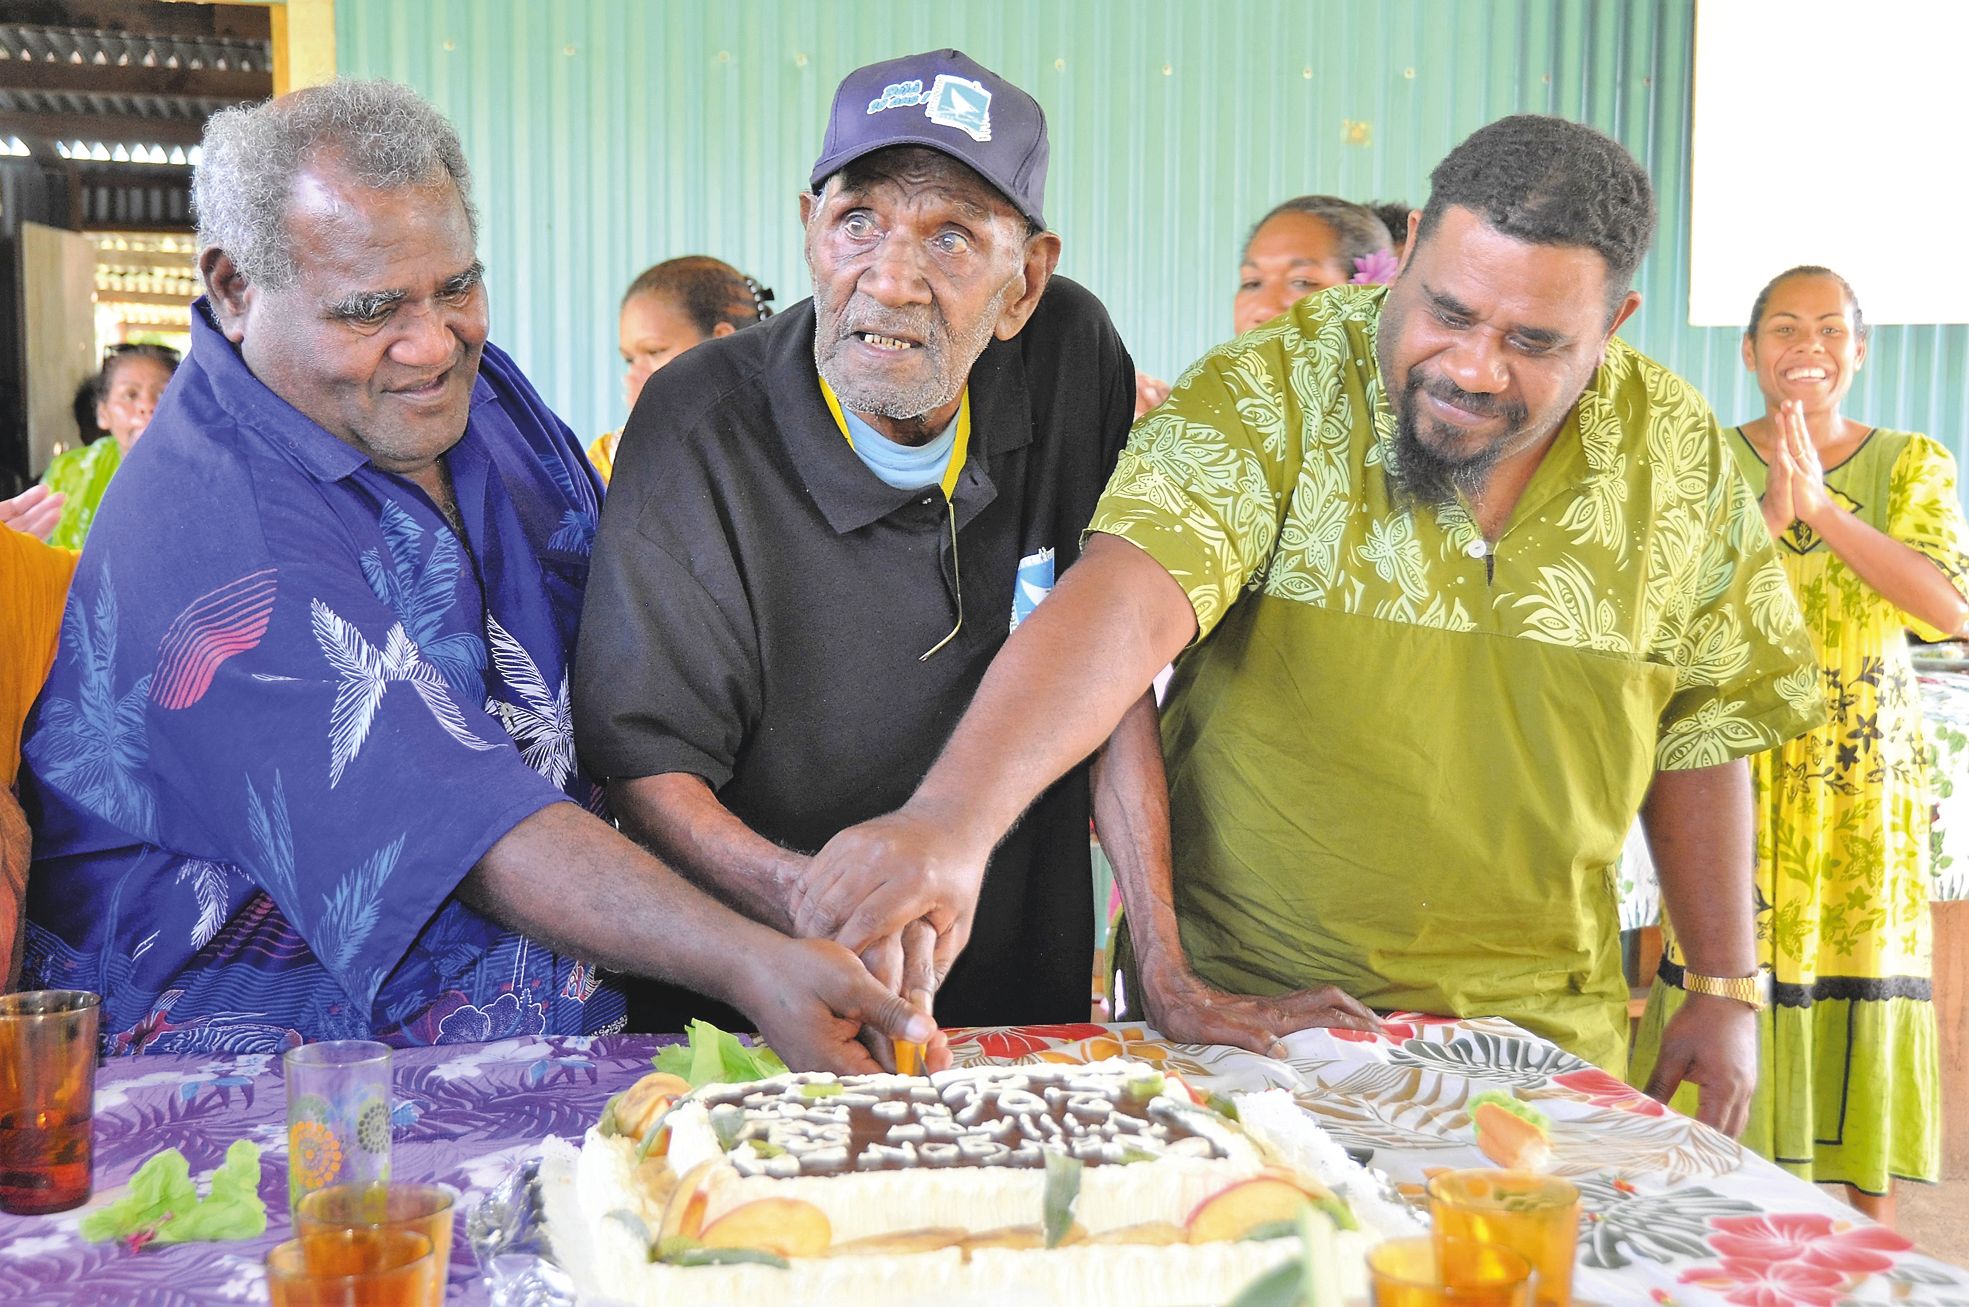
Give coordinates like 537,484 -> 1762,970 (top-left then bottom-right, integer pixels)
194,78 -> 477,290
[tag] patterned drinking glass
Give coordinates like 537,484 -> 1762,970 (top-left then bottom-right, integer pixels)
1368,1233 -> 1535,1305
0,991 -> 101,1216
283,1041 -> 393,1218
1427,1169 -> 1581,1307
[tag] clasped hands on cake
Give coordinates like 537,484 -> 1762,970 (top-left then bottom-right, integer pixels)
794,805 -> 1382,1062
791,804 -> 978,1075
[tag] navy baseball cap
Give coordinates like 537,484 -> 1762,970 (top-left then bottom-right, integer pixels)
810,49 -> 1050,230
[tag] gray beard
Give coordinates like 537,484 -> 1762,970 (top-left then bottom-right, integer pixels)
810,282 -> 1008,428
817,351 -> 963,423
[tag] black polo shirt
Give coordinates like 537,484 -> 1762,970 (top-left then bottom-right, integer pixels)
574,276 -> 1135,1030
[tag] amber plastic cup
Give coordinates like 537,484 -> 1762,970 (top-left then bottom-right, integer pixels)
284,1040 -> 393,1218
266,1227 -> 437,1307
1368,1233 -> 1535,1305
1427,1170 -> 1581,1307
0,990 -> 102,1216
296,1182 -> 455,1303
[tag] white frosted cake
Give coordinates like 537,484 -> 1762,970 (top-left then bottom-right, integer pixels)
537,1059 -> 1415,1306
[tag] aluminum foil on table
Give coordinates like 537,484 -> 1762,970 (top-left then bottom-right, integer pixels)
468,1156 -> 583,1307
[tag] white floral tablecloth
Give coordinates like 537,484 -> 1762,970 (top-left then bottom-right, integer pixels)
3,1022 -> 1962,1305
951,1021 -> 1966,1306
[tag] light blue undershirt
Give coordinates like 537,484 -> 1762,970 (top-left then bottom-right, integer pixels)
840,406 -> 959,491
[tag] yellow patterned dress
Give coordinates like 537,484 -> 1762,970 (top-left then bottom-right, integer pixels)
587,430 -> 621,484
1090,286 -> 1822,1072
1634,428 -> 1966,1191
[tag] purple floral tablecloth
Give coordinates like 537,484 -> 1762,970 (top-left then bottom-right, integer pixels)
1,1023 -> 1964,1305
0,1034 -> 665,1305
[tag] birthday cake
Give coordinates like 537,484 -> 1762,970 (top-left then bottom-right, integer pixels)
537,1059 -> 1415,1306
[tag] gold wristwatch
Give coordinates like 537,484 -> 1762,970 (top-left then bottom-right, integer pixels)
1681,970 -> 1771,1011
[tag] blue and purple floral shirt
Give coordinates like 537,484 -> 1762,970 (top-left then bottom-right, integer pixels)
19,300 -> 623,1054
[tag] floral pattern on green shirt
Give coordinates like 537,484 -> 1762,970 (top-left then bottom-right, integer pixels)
1093,286 -> 1823,769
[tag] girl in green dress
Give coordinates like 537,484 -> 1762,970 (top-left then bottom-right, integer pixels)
1634,266 -> 1968,1226
39,345 -> 177,550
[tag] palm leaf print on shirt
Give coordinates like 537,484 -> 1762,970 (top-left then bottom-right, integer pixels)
484,614 -> 574,788
311,599 -> 499,788
359,502 -> 486,704
36,566 -> 156,839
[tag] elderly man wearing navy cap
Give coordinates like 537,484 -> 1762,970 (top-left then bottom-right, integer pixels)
574,51 -> 1154,1042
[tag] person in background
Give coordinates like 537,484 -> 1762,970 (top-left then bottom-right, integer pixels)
1633,266 -> 1967,1224
39,344 -> 178,550
1133,194 -> 1393,416
1368,200 -> 1415,259
0,485 -> 65,542
789,115 -> 1827,1137
1131,369 -> 1172,419
1231,194 -> 1394,336
587,257 -> 773,482
70,377 -> 107,450
1,485 -> 78,988
17,79 -> 931,1067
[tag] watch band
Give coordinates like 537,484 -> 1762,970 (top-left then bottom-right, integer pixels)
1679,969 -> 1771,1011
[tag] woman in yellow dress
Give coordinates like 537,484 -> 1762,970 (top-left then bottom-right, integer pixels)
1634,266 -> 1967,1225
587,257 -> 772,482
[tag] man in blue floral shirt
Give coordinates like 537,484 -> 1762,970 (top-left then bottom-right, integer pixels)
17,81 -> 933,1069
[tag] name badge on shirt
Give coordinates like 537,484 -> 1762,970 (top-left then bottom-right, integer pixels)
1010,546 -> 1055,632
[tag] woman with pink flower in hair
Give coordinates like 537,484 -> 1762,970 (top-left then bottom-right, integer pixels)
1132,195 -> 1397,416
1231,194 -> 1397,336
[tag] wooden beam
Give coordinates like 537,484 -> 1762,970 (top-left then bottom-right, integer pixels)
93,289 -> 194,309
0,56 -> 271,102
0,3 -> 271,41
68,160 -> 192,180
90,247 -> 198,271
270,0 -> 333,97
0,110 -> 208,148
78,215 -> 190,232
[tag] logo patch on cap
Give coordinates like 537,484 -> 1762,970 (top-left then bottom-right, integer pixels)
864,73 -> 993,143
925,74 -> 992,142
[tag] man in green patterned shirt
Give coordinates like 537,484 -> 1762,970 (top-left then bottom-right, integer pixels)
789,116 -> 1823,1135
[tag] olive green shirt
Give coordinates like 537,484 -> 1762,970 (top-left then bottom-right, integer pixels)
1092,287 -> 1823,1069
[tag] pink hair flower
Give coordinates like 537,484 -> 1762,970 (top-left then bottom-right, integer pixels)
1350,248 -> 1400,286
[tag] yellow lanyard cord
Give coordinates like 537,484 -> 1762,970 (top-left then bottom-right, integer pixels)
816,376 -> 968,659
817,377 -> 971,503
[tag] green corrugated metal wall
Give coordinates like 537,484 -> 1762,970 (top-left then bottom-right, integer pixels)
336,0 -> 1965,465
